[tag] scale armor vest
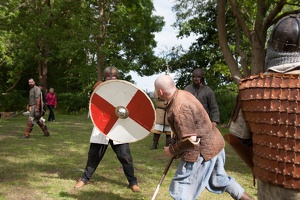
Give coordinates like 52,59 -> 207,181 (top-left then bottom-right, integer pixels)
239,73 -> 300,189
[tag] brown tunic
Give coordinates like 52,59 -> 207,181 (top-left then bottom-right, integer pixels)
167,90 -> 225,162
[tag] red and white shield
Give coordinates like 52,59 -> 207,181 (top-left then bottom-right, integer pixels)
89,80 -> 156,143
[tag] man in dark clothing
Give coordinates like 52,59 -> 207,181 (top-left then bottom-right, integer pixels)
184,68 -> 219,126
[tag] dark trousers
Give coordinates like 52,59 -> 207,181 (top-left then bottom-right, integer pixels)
47,105 -> 55,121
81,141 -> 137,186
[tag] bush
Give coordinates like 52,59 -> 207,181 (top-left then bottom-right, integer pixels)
0,91 -> 27,112
57,92 -> 90,114
215,85 -> 238,125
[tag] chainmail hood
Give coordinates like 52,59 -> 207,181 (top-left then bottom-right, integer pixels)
265,45 -> 300,72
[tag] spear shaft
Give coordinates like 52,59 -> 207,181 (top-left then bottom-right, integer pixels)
151,157 -> 174,200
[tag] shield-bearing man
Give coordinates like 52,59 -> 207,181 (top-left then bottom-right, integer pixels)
230,14 -> 300,199
23,78 -> 50,138
74,66 -> 140,192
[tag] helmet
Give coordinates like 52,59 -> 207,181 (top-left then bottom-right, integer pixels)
103,66 -> 119,78
192,68 -> 205,84
192,68 -> 205,78
268,14 -> 300,52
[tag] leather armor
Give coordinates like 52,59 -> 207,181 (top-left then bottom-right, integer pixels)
239,73 -> 300,189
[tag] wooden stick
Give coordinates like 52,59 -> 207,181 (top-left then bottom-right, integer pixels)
151,157 -> 174,200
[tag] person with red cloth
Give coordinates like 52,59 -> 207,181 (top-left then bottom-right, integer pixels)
46,87 -> 57,122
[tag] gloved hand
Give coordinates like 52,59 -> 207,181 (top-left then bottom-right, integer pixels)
168,137 -> 182,159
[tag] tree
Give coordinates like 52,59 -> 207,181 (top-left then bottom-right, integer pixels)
217,0 -> 300,81
172,0 -> 300,84
170,1 -> 231,89
0,0 -> 165,94
0,0 -> 84,91
0,0 -> 24,93
170,0 -> 300,124
93,0 -> 165,80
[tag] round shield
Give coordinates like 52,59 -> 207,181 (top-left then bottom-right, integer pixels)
89,80 -> 156,143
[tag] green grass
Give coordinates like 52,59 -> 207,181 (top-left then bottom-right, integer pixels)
0,112 -> 257,200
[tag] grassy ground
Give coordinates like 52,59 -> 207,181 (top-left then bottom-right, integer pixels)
0,111 -> 257,200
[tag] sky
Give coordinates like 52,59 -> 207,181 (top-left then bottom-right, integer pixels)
129,0 -> 197,92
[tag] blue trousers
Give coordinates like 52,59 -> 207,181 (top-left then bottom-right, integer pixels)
47,105 -> 55,121
81,141 -> 137,186
170,149 -> 244,200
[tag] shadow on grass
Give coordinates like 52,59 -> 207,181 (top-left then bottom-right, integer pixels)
0,113 -> 257,199
59,190 -> 136,200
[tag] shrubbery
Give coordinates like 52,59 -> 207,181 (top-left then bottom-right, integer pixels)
57,92 -> 90,114
0,91 -> 89,114
0,91 -> 27,112
0,87 -> 237,123
214,85 -> 238,125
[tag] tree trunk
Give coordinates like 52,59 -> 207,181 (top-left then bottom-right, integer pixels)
250,36 -> 266,75
97,0 -> 105,81
217,0 -> 269,81
217,0 -> 242,83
